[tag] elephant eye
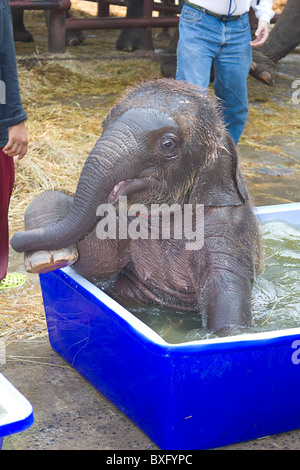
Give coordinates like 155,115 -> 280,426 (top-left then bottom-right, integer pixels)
158,133 -> 180,158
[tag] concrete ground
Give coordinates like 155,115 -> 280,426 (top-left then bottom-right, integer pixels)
1,337 -> 300,450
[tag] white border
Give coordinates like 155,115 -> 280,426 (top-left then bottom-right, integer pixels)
59,203 -> 300,348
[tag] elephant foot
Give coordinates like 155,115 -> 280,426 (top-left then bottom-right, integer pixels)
12,10 -> 34,43
250,49 -> 276,86
160,54 -> 177,78
116,29 -> 153,52
66,30 -> 86,47
13,27 -> 34,43
24,245 -> 78,274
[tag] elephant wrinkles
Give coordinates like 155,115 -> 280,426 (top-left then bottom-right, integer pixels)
112,267 -> 199,312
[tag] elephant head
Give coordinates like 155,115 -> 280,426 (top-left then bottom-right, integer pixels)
10,79 -> 248,254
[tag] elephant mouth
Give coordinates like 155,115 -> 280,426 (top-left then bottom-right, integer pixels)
107,177 -> 159,205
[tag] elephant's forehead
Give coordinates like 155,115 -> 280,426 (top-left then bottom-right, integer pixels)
116,107 -> 178,132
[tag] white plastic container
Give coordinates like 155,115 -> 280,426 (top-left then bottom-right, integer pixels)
0,373 -> 34,449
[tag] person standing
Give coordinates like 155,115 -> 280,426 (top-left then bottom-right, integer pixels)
176,0 -> 275,145
0,0 -> 28,289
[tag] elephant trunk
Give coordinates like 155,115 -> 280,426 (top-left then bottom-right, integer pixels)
10,137 -> 135,253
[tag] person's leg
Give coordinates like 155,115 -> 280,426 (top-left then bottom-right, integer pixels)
213,14 -> 252,145
176,6 -> 221,88
0,148 -> 15,281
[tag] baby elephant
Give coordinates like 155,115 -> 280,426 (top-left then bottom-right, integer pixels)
11,79 -> 262,334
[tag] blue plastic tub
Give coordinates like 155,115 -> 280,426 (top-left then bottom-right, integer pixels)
39,203 -> 300,450
0,373 -> 34,449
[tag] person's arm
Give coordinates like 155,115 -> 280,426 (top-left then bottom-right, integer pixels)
250,0 -> 275,47
3,121 -> 28,160
0,0 -> 28,158
250,20 -> 269,47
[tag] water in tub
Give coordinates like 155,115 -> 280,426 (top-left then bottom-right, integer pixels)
9,218 -> 299,343
120,220 -> 300,343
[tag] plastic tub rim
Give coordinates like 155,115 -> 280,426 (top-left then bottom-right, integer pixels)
50,201 -> 300,349
60,265 -> 300,350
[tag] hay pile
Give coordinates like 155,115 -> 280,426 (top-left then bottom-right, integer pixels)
272,0 -> 288,12
2,4 -> 162,341
0,0 -> 298,341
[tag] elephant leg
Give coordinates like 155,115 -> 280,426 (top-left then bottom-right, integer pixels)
65,11 -> 86,46
23,191 -> 130,279
12,10 -> 34,43
203,272 -> 253,334
66,29 -> 86,47
24,191 -> 78,274
160,28 -> 178,78
198,250 -> 253,334
44,11 -> 86,47
250,0 -> 300,85
116,0 -> 153,51
25,245 -> 78,274
160,27 -> 214,81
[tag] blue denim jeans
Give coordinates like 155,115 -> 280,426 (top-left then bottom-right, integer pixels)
176,4 -> 252,145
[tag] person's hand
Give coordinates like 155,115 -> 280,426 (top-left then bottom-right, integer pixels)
3,121 -> 28,160
250,21 -> 269,47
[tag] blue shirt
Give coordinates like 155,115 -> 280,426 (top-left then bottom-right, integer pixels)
0,0 -> 27,147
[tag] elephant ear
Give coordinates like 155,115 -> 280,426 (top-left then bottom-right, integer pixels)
189,135 -> 249,207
